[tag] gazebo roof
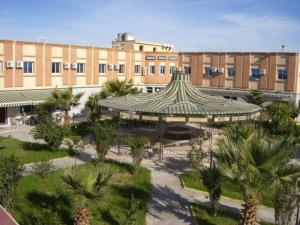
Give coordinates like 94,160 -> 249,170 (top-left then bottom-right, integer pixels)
99,71 -> 261,116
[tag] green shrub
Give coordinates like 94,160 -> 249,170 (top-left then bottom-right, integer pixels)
33,119 -> 66,151
31,160 -> 54,179
0,155 -> 23,209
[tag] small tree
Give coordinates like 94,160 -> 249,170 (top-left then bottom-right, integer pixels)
201,166 -> 222,216
125,136 -> 149,174
246,90 -> 266,106
86,93 -> 101,122
90,122 -> 116,163
33,119 -> 66,150
124,194 -> 143,225
31,160 -> 54,179
62,166 -> 112,225
188,137 -> 205,172
0,155 -> 23,209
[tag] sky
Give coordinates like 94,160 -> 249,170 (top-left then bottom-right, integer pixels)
0,0 -> 299,52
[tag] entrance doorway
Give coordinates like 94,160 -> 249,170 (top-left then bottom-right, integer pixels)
0,107 -> 6,124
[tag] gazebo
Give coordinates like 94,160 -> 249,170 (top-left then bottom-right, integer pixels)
99,70 -> 261,159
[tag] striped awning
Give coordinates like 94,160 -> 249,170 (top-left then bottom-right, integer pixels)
99,72 -> 261,116
197,87 -> 294,100
0,89 -> 55,107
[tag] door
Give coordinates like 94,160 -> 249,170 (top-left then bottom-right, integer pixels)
0,107 -> 6,124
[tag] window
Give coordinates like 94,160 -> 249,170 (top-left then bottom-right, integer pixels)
227,68 -> 236,77
153,47 -> 156,52
0,61 -> 2,74
149,65 -> 155,74
205,67 -> 212,76
277,68 -> 288,80
52,62 -> 61,74
251,68 -> 261,79
139,46 -> 144,51
147,87 -> 153,93
119,64 -> 125,73
77,63 -> 85,74
23,61 -> 34,74
160,65 -> 165,75
170,65 -> 175,75
184,66 -> 191,74
99,64 -> 106,74
134,65 -> 141,74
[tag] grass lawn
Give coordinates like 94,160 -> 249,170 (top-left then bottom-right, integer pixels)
12,160 -> 151,225
0,136 -> 72,164
192,204 -> 273,225
182,171 -> 274,207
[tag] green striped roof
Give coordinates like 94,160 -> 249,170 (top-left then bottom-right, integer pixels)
99,72 -> 261,116
0,89 -> 55,107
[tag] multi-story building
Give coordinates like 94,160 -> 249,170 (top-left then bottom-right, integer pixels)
112,32 -> 174,52
0,33 -> 299,126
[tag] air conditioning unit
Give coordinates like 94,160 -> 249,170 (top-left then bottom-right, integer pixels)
217,67 -> 224,73
114,64 -> 120,70
6,61 -> 14,69
108,64 -> 113,70
71,63 -> 77,69
64,63 -> 70,69
260,69 -> 266,75
142,67 -> 147,75
16,61 -> 23,68
211,67 -> 218,73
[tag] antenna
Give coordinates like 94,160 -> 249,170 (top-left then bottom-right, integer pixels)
281,44 -> 285,52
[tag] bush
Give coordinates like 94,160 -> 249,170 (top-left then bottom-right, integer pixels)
22,208 -> 64,225
0,155 -> 23,209
90,121 -> 116,163
33,119 -> 66,151
201,166 -> 222,216
125,136 -> 149,174
31,160 -> 54,178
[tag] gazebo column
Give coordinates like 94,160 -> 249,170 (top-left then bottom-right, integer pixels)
159,115 -> 164,161
117,110 -> 122,155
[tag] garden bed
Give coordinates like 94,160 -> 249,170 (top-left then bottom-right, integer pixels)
0,136 -> 72,164
192,203 -> 273,225
12,160 -> 151,225
182,171 -> 274,207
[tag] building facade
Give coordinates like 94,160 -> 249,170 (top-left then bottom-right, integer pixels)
0,35 -> 299,126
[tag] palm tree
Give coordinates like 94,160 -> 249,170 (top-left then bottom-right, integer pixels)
62,166 -> 112,225
100,79 -> 140,98
48,88 -> 83,125
246,90 -> 266,106
90,122 -> 116,163
216,125 -> 299,225
86,93 -> 100,121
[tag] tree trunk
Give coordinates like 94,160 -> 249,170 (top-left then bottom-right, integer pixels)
64,110 -> 69,125
274,185 -> 298,225
239,195 -> 260,225
74,206 -> 89,225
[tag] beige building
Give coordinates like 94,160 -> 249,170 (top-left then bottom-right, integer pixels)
112,32 -> 174,52
0,34 -> 299,127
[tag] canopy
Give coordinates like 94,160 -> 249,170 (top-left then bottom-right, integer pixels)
0,89 -> 55,107
99,71 -> 261,122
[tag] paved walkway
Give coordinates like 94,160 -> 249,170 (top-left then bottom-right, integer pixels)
1,126 -> 276,225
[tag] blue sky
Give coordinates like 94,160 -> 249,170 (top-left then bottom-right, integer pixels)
0,0 -> 299,51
